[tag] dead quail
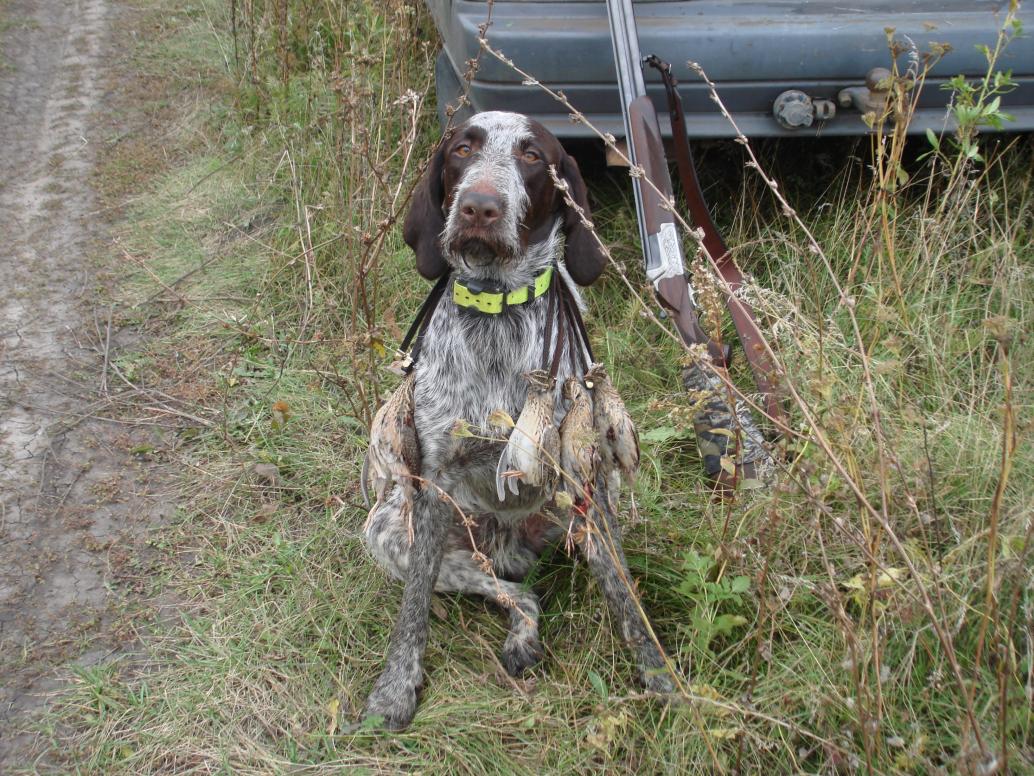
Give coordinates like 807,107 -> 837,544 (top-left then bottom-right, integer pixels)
559,377 -> 599,503
495,369 -> 560,500
363,373 -> 422,524
585,362 -> 639,491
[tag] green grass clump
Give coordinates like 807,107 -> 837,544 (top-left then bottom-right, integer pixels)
39,1 -> 1033,773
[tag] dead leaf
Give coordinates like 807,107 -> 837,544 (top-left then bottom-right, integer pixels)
252,463 -> 281,486
431,598 -> 448,620
708,427 -> 735,438
450,419 -> 474,438
271,400 -> 290,429
327,697 -> 340,736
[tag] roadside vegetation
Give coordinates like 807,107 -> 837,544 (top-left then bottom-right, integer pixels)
44,0 -> 1031,773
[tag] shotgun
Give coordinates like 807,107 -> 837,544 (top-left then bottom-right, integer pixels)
605,0 -> 772,488
605,0 -> 728,368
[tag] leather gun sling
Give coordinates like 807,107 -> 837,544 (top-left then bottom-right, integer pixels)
646,56 -> 786,430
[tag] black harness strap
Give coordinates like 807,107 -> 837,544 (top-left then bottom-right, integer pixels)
540,272 -> 558,370
568,294 -> 594,367
539,268 -> 586,380
567,308 -> 580,377
556,274 -> 594,373
549,299 -> 568,379
401,272 -> 450,374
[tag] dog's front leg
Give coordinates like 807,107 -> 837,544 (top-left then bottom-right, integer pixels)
578,475 -> 676,694
364,486 -> 448,729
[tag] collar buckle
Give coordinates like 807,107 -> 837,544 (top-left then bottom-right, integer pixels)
461,277 -> 502,295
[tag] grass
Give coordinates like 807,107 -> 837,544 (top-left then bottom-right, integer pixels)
33,0 -> 1033,773
0,2 -> 40,72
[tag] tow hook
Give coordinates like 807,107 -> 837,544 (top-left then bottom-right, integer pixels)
772,90 -> 836,129
838,67 -> 894,115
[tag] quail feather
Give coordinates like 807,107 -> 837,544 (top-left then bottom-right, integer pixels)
363,373 -> 422,524
585,362 -> 639,490
495,369 -> 560,500
559,376 -> 599,502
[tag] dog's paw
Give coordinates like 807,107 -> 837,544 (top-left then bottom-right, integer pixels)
500,632 -> 543,677
363,674 -> 418,731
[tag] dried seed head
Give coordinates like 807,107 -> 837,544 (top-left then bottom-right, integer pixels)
488,408 -> 516,430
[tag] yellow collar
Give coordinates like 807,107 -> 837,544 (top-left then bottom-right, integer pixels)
452,266 -> 553,314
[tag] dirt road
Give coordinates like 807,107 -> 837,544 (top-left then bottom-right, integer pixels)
0,0 -> 169,767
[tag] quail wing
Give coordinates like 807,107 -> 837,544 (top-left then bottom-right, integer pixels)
559,377 -> 599,501
585,362 -> 639,488
363,373 -> 421,509
495,370 -> 559,500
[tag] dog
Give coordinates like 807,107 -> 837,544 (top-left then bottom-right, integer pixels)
362,111 -> 673,730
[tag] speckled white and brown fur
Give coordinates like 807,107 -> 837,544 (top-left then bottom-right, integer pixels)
362,112 -> 672,730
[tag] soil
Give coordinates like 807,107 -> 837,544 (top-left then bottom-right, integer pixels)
0,0 -> 172,767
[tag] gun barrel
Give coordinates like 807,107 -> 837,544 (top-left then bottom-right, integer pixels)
606,0 -> 686,288
606,0 -> 651,277
607,0 -> 646,110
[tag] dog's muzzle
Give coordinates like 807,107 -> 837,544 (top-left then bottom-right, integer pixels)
452,235 -> 508,265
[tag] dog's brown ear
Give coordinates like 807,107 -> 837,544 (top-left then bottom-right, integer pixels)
558,153 -> 606,286
404,140 -> 449,280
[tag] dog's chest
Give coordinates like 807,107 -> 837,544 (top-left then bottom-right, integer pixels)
412,298 -> 567,504
415,302 -> 544,442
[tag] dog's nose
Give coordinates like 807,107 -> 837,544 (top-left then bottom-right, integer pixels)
458,191 -> 502,228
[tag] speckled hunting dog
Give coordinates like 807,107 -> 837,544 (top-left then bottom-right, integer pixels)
362,111 -> 673,730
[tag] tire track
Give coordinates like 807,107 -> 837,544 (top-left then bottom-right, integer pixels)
0,0 -> 170,766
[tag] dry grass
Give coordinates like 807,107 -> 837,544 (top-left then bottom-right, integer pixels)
33,0 -> 1033,773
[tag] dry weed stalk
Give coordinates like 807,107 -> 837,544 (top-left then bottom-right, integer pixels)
234,0 -> 448,426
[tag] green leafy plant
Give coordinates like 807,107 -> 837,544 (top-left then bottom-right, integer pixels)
674,550 -> 751,657
929,0 -> 1022,164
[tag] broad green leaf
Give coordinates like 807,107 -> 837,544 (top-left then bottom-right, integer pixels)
642,425 -> 680,442
730,576 -> 751,594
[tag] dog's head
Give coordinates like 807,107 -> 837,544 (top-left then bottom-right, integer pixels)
403,111 -> 606,286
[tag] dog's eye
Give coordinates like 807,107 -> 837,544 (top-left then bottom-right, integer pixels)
521,149 -> 541,163
454,143 -> 472,158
